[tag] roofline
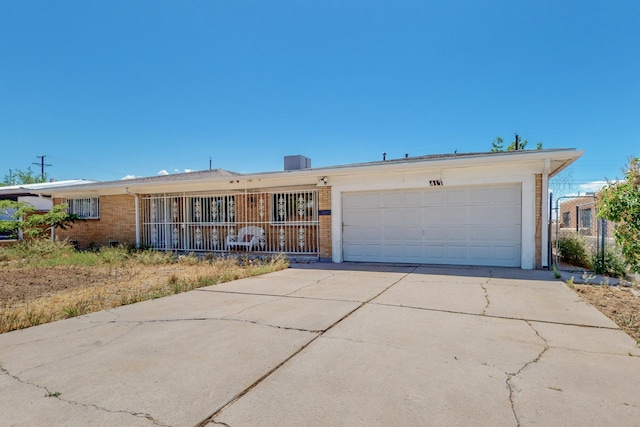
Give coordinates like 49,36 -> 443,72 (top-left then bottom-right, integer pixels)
42,148 -> 584,196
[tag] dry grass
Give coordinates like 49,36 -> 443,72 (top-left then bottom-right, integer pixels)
0,243 -> 288,334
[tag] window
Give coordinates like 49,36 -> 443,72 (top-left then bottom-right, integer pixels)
580,208 -> 592,229
272,192 -> 316,222
190,196 -> 235,223
67,198 -> 100,219
562,212 -> 570,227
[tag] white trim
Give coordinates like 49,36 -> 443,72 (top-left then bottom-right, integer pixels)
541,159 -> 550,268
520,177 -> 535,269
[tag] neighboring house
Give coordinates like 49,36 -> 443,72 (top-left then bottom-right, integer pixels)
42,149 -> 582,269
0,180 -> 94,240
558,194 -> 615,238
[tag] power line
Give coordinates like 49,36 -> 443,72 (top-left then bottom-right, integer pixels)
33,155 -> 52,181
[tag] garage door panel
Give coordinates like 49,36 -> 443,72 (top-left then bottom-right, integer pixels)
445,189 -> 468,205
491,225 -> 521,241
401,191 -> 424,206
343,208 -> 366,225
343,184 -> 521,267
383,226 -> 422,241
493,205 -> 521,223
404,208 -> 423,225
469,188 -> 492,203
423,189 -> 444,204
469,226 -> 493,240
494,186 -> 521,203
468,246 -> 492,260
382,192 -> 403,206
446,245 -> 468,261
424,225 -> 448,240
447,226 -> 468,241
343,226 -> 382,241
443,207 -> 467,224
494,246 -> 520,265
471,206 -> 493,223
423,207 -> 445,222
382,208 -> 403,223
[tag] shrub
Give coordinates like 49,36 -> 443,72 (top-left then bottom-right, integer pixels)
557,235 -> 589,268
591,245 -> 627,278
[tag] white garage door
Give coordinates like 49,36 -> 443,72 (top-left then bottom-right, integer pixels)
342,184 -> 521,267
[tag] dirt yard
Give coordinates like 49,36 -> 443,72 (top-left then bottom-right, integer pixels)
574,284 -> 640,344
0,265 -> 188,306
1,265 -> 638,343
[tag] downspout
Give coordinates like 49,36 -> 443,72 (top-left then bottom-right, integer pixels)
124,187 -> 141,248
541,159 -> 550,268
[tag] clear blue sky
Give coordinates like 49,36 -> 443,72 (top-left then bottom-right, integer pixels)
1,0 -> 638,197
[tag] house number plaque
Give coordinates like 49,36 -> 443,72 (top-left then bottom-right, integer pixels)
429,180 -> 444,186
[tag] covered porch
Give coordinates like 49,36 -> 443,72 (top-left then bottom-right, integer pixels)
140,188 -> 320,257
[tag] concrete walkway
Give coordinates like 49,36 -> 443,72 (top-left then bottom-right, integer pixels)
1,264 -> 639,426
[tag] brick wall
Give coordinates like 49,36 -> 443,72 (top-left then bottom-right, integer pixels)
54,195 -> 136,249
534,174 -> 542,268
318,186 -> 332,260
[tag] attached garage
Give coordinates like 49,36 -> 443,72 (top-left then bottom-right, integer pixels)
342,184 -> 522,267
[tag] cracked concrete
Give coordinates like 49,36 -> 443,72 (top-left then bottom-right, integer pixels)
2,264 -> 639,426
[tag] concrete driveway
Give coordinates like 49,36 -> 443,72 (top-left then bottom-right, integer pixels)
1,264 -> 639,426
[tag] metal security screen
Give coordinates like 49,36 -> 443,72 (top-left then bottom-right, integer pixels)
141,189 -> 319,255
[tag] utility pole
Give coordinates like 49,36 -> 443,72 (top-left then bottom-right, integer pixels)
514,134 -> 519,151
33,155 -> 52,181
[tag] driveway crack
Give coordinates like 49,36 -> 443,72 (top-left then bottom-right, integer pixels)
480,278 -> 491,315
196,266 -> 418,427
505,321 -> 550,427
1,365 -> 168,426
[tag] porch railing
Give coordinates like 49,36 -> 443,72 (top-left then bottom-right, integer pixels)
140,190 -> 319,256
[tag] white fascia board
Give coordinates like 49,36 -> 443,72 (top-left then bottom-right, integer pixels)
46,149 -> 583,197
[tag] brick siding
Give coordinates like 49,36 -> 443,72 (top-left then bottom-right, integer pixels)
535,174 -> 542,268
318,186 -> 332,260
54,195 -> 136,249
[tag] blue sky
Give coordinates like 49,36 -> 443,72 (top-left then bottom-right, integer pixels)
1,1 -> 638,197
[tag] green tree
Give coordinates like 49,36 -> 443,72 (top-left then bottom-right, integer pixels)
597,157 -> 640,273
0,201 -> 79,239
2,167 -> 48,186
491,136 -> 543,152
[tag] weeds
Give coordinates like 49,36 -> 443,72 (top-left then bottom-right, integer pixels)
0,244 -> 288,334
581,271 -> 596,285
565,276 -> 575,289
